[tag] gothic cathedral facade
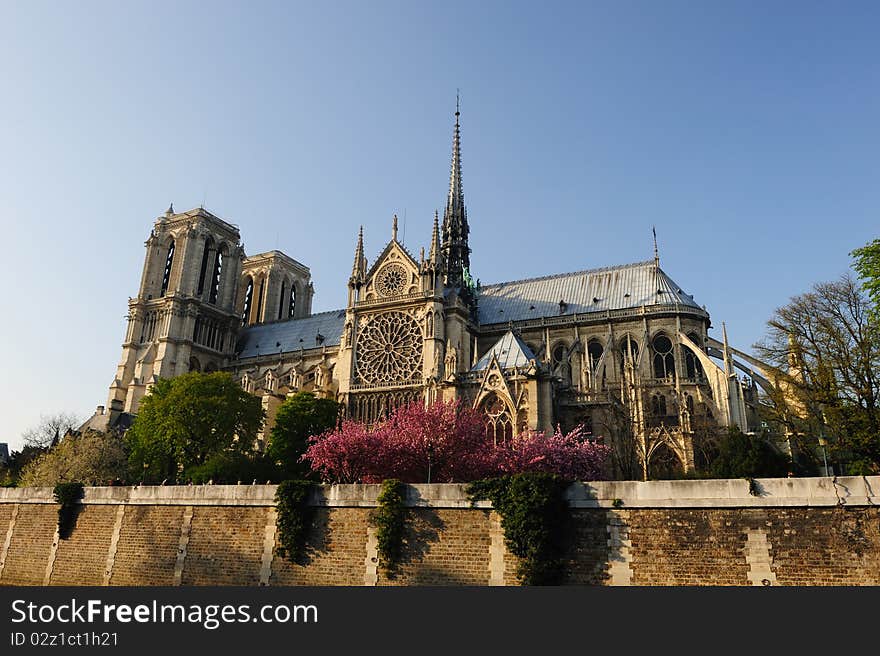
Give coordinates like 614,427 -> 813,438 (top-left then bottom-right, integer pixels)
102,108 -> 774,479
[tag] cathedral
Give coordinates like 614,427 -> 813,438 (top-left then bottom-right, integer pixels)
98,106 -> 781,480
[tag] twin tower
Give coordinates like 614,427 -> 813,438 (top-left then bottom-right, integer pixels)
105,106 -> 476,429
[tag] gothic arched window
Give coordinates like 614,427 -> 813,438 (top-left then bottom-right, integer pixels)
241,277 -> 254,325
255,276 -> 265,323
482,393 -> 514,445
209,247 -> 224,305
197,237 -> 213,296
160,239 -> 175,296
651,394 -> 667,416
587,339 -> 604,372
278,280 -> 287,320
551,342 -> 571,383
289,283 -> 297,318
652,333 -> 675,380
684,332 -> 704,380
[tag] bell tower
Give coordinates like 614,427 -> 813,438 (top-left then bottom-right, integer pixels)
107,206 -> 245,413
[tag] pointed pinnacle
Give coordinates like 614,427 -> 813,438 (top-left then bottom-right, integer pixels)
351,226 -> 365,281
429,210 -> 441,262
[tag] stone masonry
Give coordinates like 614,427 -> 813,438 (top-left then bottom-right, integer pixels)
0,476 -> 878,586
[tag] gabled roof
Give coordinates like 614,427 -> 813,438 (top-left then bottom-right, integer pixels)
236,309 -> 346,359
365,239 -> 419,280
477,261 -> 702,325
472,330 -> 536,371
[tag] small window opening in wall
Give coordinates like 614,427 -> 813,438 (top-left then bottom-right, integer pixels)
160,240 -> 175,296
289,284 -> 297,318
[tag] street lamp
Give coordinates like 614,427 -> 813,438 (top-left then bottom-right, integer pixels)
818,409 -> 830,477
426,443 -> 434,484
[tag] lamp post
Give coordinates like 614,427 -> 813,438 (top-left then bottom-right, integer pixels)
818,409 -> 830,477
426,443 -> 434,484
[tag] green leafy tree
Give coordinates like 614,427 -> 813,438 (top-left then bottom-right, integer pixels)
1,445 -> 47,486
709,428 -> 792,479
268,392 -> 340,479
19,430 -> 128,487
125,372 -> 264,483
754,275 -> 880,473
852,238 -> 880,313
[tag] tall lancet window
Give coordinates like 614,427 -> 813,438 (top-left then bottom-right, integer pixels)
482,394 -> 514,445
652,333 -> 676,380
160,240 -> 175,296
255,277 -> 265,322
278,281 -> 287,320
241,277 -> 254,325
209,248 -> 224,305
289,284 -> 297,318
196,238 -> 213,296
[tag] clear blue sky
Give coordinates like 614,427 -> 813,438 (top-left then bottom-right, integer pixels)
1,1 -> 877,451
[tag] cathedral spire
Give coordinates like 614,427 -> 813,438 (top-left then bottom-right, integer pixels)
441,94 -> 470,288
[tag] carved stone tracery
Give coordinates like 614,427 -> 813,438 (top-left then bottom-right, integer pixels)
355,311 -> 422,385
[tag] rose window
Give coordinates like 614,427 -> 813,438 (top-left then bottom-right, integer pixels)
356,311 -> 423,385
375,263 -> 408,297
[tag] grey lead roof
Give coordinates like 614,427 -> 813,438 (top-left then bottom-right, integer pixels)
236,309 -> 346,359
472,331 -> 536,371
236,261 -> 701,360
477,261 -> 701,325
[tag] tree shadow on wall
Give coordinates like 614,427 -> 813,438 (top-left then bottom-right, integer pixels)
383,508 -> 446,582
560,509 -> 611,586
289,507 -> 333,568
58,505 -> 83,540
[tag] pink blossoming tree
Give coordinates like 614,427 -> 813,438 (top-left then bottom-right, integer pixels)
303,401 -> 610,483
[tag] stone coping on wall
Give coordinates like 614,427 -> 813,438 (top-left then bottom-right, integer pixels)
1,476 -> 877,509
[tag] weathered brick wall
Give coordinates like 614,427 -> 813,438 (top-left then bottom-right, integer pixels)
626,509 -> 752,585
182,506 -> 268,586
563,509 -> 611,585
271,508 -> 369,586
0,478 -> 877,586
764,507 -> 880,586
50,505 -> 118,585
111,506 -> 184,586
0,503 -> 56,586
378,508 -> 493,586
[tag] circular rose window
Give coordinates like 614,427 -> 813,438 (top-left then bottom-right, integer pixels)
356,311 -> 423,385
375,263 -> 408,297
